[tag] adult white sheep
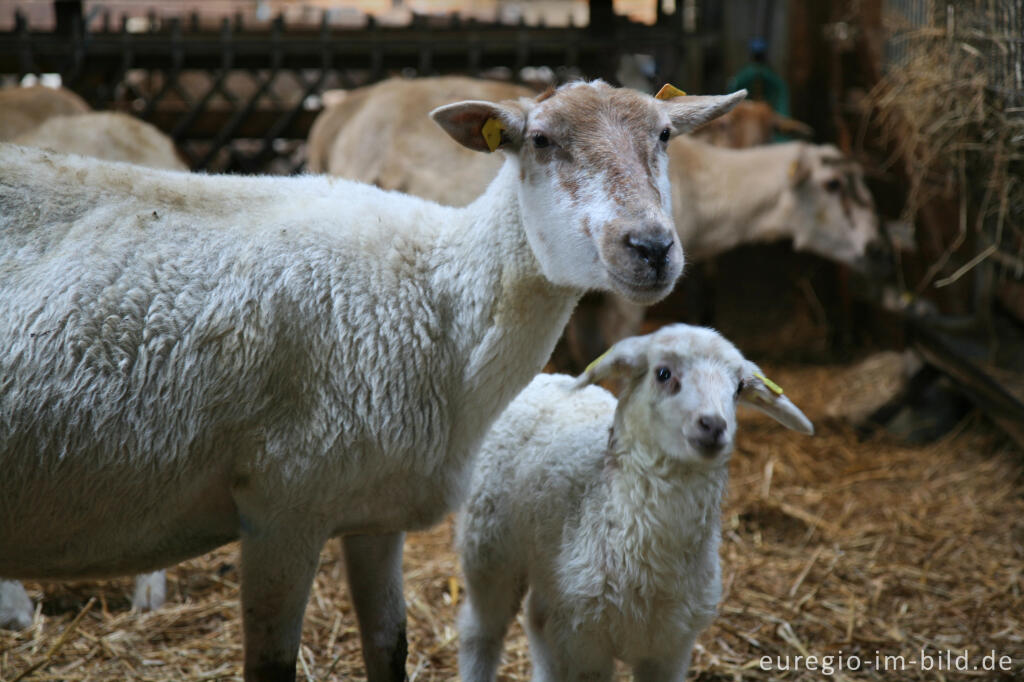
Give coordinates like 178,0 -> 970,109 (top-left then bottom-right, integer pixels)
0,81 -> 744,681
0,84 -> 91,141
458,324 -> 813,681
0,110 -> 187,632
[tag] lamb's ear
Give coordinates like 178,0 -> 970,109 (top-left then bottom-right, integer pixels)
659,89 -> 747,135
430,100 -> 526,153
575,336 -> 650,389
738,362 -> 814,435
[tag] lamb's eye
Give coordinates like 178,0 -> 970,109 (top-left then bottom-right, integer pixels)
532,134 -> 550,149
824,178 -> 842,193
659,127 -> 671,143
655,367 -> 672,383
736,379 -> 745,398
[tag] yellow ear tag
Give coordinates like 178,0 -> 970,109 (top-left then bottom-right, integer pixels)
655,83 -> 687,100
584,348 -> 612,376
481,117 -> 505,152
754,371 -> 784,396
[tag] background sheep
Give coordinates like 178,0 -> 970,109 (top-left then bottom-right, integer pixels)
690,99 -> 814,148
458,324 -> 813,681
0,85 -> 91,141
13,111 -> 188,171
0,82 -> 743,681
307,76 -> 879,370
0,110 -> 188,632
307,76 -> 535,206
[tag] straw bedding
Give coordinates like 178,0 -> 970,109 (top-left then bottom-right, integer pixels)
1,361 -> 1022,681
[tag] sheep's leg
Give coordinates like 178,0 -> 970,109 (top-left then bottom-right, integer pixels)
0,580 -> 34,630
240,526 -> 324,682
457,563 -> 523,682
633,633 -> 697,682
131,570 -> 167,611
343,532 -> 408,682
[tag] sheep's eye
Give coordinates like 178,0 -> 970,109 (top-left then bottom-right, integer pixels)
659,127 -> 671,143
655,367 -> 672,383
735,379 -> 745,398
824,178 -> 842,193
532,134 -> 550,149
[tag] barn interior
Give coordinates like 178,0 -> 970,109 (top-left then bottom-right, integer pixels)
0,0 -> 1022,680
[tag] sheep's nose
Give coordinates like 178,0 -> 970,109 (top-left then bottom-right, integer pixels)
626,232 -> 673,273
695,414 -> 727,451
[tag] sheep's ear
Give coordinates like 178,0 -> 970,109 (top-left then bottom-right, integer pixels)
788,147 -> 813,186
430,100 -> 526,153
658,88 -> 747,135
575,336 -> 650,388
738,363 -> 814,435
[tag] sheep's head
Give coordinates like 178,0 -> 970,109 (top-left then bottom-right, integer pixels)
576,324 -> 813,467
431,82 -> 746,304
786,144 -> 882,269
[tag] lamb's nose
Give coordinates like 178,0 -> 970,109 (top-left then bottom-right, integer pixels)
626,233 -> 673,271
695,414 -> 727,450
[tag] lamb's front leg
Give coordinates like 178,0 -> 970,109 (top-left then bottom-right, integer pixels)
343,532 -> 408,682
240,524 -> 324,682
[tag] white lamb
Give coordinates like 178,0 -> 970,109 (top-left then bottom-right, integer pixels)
458,324 -> 813,681
0,81 -> 743,681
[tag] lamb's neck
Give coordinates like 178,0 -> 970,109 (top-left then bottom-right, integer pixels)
672,138 -> 802,260
585,433 -> 728,587
440,158 -> 581,441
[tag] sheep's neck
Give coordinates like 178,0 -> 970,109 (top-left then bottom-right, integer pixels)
672,139 -> 802,260
440,159 -> 581,457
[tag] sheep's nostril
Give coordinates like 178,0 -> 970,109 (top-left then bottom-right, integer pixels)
697,415 -> 726,441
625,234 -> 673,271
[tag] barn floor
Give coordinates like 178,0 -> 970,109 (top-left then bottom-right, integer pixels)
2,361 -> 1022,681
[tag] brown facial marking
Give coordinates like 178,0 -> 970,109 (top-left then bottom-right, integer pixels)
532,85 -> 666,212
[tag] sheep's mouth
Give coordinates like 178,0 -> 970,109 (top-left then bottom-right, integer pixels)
688,436 -> 728,459
608,270 -> 674,304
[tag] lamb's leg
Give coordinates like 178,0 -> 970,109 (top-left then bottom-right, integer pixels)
343,532 -> 408,682
457,561 -> 523,682
240,526 -> 324,682
633,633 -> 697,682
524,593 -> 613,682
131,570 -> 167,611
0,580 -> 34,630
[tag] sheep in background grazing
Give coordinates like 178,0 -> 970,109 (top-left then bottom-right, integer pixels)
0,110 -> 187,632
0,85 -> 91,141
458,324 -> 813,681
14,111 -> 187,171
0,81 -> 744,681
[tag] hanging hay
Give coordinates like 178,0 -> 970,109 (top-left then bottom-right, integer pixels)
1,362 -> 1022,680
870,1 -> 1023,297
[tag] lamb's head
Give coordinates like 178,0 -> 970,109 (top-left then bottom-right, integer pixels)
785,144 -> 881,269
431,81 -> 746,304
577,324 -> 813,467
